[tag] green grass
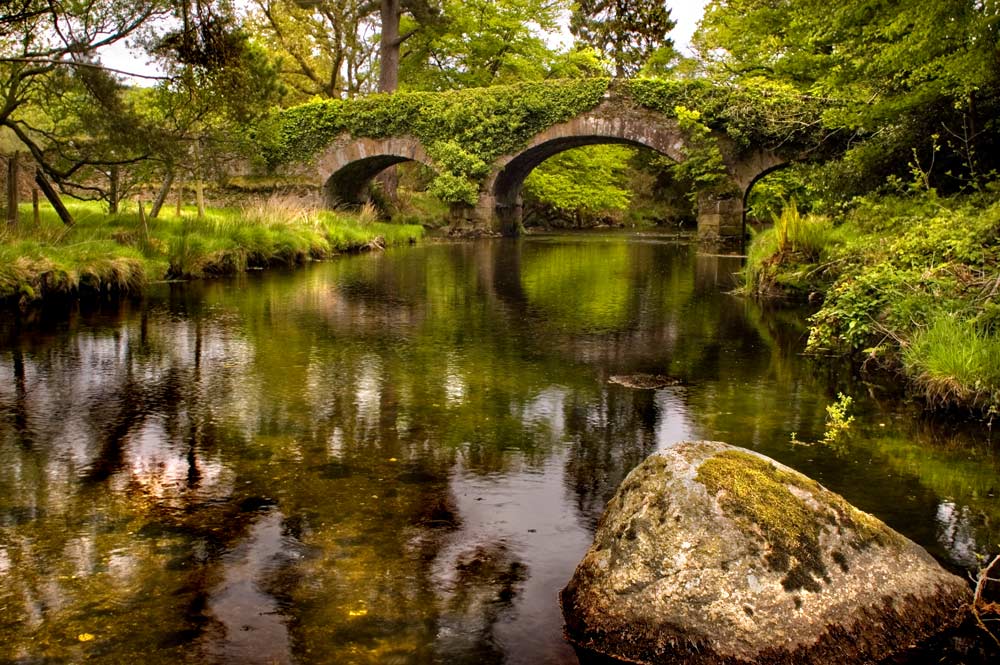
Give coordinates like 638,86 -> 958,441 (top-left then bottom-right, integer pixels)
904,314 -> 1000,408
742,191 -> 1000,411
0,198 -> 423,302
742,202 -> 847,297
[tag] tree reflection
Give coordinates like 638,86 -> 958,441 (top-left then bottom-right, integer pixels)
0,237 -> 996,664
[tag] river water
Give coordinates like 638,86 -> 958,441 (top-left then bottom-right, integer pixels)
0,234 -> 997,664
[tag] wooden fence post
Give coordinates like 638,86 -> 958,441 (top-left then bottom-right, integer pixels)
6,151 -> 19,226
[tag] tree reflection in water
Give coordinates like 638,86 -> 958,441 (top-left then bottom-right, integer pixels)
0,235 -> 996,664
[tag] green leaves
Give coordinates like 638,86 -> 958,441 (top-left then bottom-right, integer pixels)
523,145 -> 634,218
259,78 -> 610,203
627,77 -> 828,152
694,0 -> 1000,192
569,0 -> 677,78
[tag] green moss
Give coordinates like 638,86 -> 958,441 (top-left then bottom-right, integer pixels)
625,77 -> 826,152
696,450 -> 900,592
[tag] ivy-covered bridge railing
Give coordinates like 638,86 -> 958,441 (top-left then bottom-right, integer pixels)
254,78 -> 829,239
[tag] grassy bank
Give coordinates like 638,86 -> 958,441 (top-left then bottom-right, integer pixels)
743,192 -> 1000,411
0,198 -> 424,304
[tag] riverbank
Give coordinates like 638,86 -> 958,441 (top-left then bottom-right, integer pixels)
0,198 -> 424,305
743,191 -> 1000,412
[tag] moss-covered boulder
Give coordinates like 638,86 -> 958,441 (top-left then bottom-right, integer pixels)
560,441 -> 971,665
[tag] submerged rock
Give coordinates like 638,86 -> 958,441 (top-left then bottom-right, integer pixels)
608,374 -> 683,390
560,441 -> 971,665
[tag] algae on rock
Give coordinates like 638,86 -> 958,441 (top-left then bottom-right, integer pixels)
561,441 -> 972,665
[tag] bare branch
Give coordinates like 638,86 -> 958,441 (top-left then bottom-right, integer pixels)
0,57 -> 174,82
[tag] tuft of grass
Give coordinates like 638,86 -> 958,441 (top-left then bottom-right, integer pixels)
772,200 -> 839,262
742,203 -> 844,297
356,201 -> 380,225
904,314 -> 1000,409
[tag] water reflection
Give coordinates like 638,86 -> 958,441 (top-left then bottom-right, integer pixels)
0,235 -> 996,663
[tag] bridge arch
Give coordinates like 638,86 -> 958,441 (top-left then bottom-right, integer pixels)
315,135 -> 434,207
482,102 -> 691,232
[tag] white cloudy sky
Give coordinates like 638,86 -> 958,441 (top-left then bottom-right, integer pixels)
101,1 -> 709,82
671,0 -> 709,54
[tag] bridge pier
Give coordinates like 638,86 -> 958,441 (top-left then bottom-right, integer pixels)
495,200 -> 524,236
696,193 -> 745,245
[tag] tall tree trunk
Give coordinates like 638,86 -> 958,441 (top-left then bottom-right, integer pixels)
151,168 -> 174,219
109,165 -> 120,214
6,152 -> 19,226
34,169 -> 74,226
194,141 -> 206,220
377,0 -> 401,203
379,0 -> 401,93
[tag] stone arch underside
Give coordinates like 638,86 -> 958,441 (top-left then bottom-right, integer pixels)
740,161 -> 791,211
490,136 -> 670,210
486,102 -> 690,213
478,103 -> 697,234
316,135 -> 432,207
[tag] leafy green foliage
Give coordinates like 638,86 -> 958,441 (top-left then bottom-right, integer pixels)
523,145 -> 634,225
627,77 -> 828,152
671,105 -> 728,194
695,0 -> 1000,193
569,0 -> 676,78
400,0 -> 576,89
257,78 -> 610,203
745,190 -> 1000,410
821,393 -> 855,446
246,0 -> 376,100
806,195 -> 1000,355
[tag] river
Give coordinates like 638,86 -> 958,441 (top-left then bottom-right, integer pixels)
0,233 -> 997,663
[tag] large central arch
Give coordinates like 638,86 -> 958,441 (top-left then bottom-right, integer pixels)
481,101 -> 691,234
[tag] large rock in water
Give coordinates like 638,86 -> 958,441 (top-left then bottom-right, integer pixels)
560,441 -> 972,664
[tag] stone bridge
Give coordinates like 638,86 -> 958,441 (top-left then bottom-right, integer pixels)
299,84 -> 809,242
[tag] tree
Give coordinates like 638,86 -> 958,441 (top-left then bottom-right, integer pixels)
695,0 -> 1000,192
149,1 -> 285,217
376,0 -> 440,93
570,0 -> 676,78
0,1 -> 282,221
0,1 -> 170,222
523,145 -> 634,227
249,0 -> 377,100
400,0 -> 591,90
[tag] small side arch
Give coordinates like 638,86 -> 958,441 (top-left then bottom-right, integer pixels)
741,161 -> 792,213
315,135 -> 434,207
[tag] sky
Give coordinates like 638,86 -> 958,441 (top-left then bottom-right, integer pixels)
100,1 -> 710,83
671,0 -> 710,55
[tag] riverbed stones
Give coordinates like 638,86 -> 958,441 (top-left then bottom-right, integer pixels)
560,441 -> 972,665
